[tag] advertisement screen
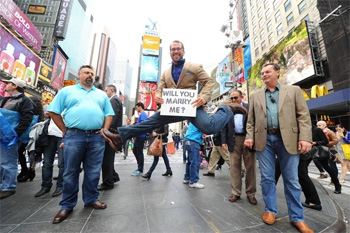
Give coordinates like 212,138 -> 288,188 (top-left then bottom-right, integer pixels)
138,82 -> 158,111
248,21 -> 315,94
0,25 -> 42,87
38,60 -> 52,82
140,55 -> 159,83
215,55 -> 232,95
142,34 -> 160,56
50,46 -> 67,90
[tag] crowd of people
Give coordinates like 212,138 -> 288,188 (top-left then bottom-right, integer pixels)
1,40 -> 349,233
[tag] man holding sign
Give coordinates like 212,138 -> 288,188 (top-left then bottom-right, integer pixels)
102,40 -> 246,150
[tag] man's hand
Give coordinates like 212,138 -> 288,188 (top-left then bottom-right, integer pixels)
244,139 -> 254,149
59,142 -> 64,148
155,96 -> 164,105
222,144 -> 228,151
298,140 -> 312,154
191,97 -> 206,108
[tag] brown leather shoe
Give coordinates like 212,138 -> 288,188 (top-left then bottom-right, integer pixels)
247,196 -> 257,205
291,221 -> 314,233
221,102 -> 247,115
228,194 -> 240,202
52,209 -> 72,224
262,212 -> 276,225
101,129 -> 122,150
84,200 -> 107,209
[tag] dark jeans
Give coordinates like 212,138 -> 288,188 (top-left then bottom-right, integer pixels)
41,136 -> 64,190
276,157 -> 321,205
133,136 -> 146,172
101,142 -> 116,187
18,142 -> 29,174
147,145 -> 171,174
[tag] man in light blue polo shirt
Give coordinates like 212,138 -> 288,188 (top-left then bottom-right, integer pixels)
47,65 -> 115,224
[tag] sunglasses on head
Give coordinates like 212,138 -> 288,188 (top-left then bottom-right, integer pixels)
230,96 -> 239,100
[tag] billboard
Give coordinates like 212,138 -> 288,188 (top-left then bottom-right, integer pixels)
0,25 -> 42,87
248,21 -> 315,94
140,55 -> 159,83
38,60 -> 52,82
138,82 -> 158,111
232,47 -> 245,83
28,5 -> 46,15
0,0 -> 42,50
142,34 -> 160,56
54,0 -> 73,39
216,55 -> 232,95
50,45 -> 67,90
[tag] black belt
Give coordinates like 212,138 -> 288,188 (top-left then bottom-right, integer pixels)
235,133 -> 246,136
267,129 -> 280,134
66,128 -> 100,134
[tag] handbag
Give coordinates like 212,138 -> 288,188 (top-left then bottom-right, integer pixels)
148,135 -> 163,156
310,144 -> 329,160
341,143 -> 350,160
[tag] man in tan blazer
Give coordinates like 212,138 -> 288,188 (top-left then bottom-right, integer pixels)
244,63 -> 313,233
111,40 -> 246,147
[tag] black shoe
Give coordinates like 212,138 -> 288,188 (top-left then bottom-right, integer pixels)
17,171 -> 27,180
53,176 -> 58,180
162,170 -> 173,176
52,189 -> 63,197
18,168 -> 35,182
334,190 -> 341,194
113,173 -> 120,183
142,173 -> 152,180
302,202 -> 322,211
203,172 -> 215,177
97,184 -> 114,191
216,165 -> 221,170
0,191 -> 16,199
35,189 -> 50,197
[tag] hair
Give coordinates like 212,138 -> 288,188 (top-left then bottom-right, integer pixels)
135,102 -> 144,109
17,86 -> 25,93
107,84 -> 117,93
263,63 -> 280,71
30,96 -> 44,122
317,121 -> 327,127
232,90 -> 243,96
170,40 -> 184,51
79,65 -> 94,72
335,124 -> 348,134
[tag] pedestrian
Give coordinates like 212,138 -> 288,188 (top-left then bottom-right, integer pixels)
48,65 -> 115,224
101,40 -> 247,150
183,123 -> 205,189
142,124 -> 173,179
123,118 -> 132,159
130,102 -> 148,176
222,90 -> 257,205
182,120 -> 189,163
98,85 -> 123,191
243,63 -> 313,233
335,124 -> 350,183
0,78 -> 34,199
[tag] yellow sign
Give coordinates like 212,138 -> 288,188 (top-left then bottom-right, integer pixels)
311,85 -> 329,98
142,35 -> 160,55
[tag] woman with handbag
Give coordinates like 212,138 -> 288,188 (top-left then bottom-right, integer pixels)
142,124 -> 173,180
335,124 -> 350,183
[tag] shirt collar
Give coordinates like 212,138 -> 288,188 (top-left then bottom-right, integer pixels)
173,59 -> 185,67
77,83 -> 96,91
264,83 -> 280,92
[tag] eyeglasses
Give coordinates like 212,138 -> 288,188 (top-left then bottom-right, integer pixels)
269,94 -> 276,103
230,96 -> 239,100
170,47 -> 183,52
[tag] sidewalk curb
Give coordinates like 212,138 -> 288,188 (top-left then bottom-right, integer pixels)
313,178 -> 347,233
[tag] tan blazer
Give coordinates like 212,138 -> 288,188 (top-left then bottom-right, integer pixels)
245,84 -> 312,155
156,62 -> 215,103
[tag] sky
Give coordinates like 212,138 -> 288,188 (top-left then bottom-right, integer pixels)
92,0 -> 233,97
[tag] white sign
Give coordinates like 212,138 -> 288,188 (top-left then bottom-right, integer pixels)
160,88 -> 197,117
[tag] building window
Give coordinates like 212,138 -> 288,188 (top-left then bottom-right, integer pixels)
301,14 -> 310,22
259,18 -> 264,28
252,16 -> 257,25
260,29 -> 265,39
268,32 -> 275,43
277,23 -> 283,35
253,26 -> 258,35
286,12 -> 294,25
255,47 -> 260,57
261,40 -> 266,50
267,20 -> 272,31
264,0 -> 269,8
258,7 -> 262,17
273,0 -> 279,9
284,0 -> 291,12
275,10 -> 281,22
265,8 -> 271,19
298,0 -> 307,14
251,6 -> 255,14
254,37 -> 259,46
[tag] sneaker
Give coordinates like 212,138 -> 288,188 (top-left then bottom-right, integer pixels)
318,173 -> 328,179
189,182 -> 205,189
183,179 -> 189,184
131,170 -> 143,176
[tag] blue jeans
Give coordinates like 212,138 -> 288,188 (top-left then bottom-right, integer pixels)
118,106 -> 233,142
183,148 -> 187,162
256,133 -> 304,222
41,136 -> 64,191
0,142 -> 19,191
59,129 -> 105,210
183,140 -> 201,184
133,136 -> 145,172
148,145 -> 171,174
